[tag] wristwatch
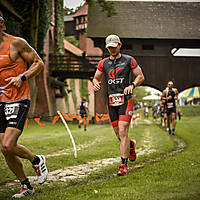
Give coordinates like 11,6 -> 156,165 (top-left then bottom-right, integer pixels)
131,82 -> 136,88
19,74 -> 27,82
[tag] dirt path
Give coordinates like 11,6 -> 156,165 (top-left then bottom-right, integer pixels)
4,119 -> 186,187
20,123 -> 157,183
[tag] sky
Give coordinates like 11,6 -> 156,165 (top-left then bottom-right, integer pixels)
64,0 -> 85,9
64,0 -> 200,8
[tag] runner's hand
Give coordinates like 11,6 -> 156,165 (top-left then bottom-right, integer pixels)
124,85 -> 134,95
3,76 -> 23,89
166,95 -> 172,100
93,82 -> 101,92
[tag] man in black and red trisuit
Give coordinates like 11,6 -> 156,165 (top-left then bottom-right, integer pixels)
93,34 -> 145,175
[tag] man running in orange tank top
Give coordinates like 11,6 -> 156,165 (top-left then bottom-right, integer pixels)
0,11 -> 48,198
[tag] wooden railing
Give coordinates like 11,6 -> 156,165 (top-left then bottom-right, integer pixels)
49,54 -> 102,73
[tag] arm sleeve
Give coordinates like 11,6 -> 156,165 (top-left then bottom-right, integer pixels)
97,60 -> 104,72
130,57 -> 138,71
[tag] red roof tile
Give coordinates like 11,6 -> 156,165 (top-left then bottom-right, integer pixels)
73,2 -> 88,18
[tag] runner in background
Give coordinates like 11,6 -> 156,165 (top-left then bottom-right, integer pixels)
178,109 -> 182,120
144,104 -> 149,119
78,97 -> 88,131
161,81 -> 179,135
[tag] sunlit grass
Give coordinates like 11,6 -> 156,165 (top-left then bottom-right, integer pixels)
0,107 -> 200,200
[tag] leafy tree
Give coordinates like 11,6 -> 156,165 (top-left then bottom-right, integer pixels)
64,0 -> 117,17
132,86 -> 151,103
63,5 -> 82,15
87,0 -> 117,17
64,36 -> 79,47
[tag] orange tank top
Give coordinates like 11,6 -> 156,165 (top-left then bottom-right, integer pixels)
0,35 -> 31,103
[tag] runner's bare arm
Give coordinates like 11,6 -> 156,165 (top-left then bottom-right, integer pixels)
132,66 -> 145,87
174,88 -> 179,100
86,102 -> 89,112
4,37 -> 44,89
161,90 -> 167,100
93,70 -> 103,92
124,66 -> 144,95
162,90 -> 172,101
15,37 -> 44,79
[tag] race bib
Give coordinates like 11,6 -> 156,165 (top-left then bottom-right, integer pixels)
4,103 -> 20,120
109,93 -> 124,106
167,102 -> 173,108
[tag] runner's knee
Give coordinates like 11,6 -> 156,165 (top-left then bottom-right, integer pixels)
1,144 -> 15,155
119,126 -> 128,138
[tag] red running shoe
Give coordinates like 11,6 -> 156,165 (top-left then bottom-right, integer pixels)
117,163 -> 129,176
12,184 -> 34,198
129,139 -> 136,162
32,155 -> 48,184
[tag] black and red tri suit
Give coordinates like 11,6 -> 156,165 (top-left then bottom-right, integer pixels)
97,54 -> 138,127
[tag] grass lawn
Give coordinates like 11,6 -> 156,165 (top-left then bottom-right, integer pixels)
0,106 -> 200,200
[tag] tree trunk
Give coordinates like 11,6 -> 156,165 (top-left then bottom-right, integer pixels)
29,0 -> 40,116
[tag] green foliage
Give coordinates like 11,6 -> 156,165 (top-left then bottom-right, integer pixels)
70,79 -> 77,112
63,5 -> 82,15
64,36 -> 79,47
37,0 -> 52,55
2,0 -> 52,55
1,114 -> 200,199
133,86 -> 151,102
177,105 -> 200,116
79,79 -> 89,102
55,0 -> 65,54
87,0 -> 117,17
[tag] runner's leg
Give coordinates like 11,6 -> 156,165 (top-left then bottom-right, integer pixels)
171,112 -> 176,130
118,121 -> 130,158
1,128 -> 34,182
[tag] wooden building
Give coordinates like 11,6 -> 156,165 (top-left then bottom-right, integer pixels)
87,0 -> 200,113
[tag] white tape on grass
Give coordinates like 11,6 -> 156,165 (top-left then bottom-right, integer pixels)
57,110 -> 77,158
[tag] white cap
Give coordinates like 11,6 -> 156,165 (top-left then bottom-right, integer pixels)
105,34 -> 121,48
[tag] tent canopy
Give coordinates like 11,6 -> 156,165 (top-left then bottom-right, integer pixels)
143,94 -> 161,100
181,87 -> 200,98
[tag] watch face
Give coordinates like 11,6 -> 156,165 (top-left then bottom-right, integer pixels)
20,75 -> 26,82
0,86 -> 5,96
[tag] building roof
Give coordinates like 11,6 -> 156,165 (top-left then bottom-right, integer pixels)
73,2 -> 88,18
87,1 -> 200,39
64,40 -> 83,57
64,15 -> 74,22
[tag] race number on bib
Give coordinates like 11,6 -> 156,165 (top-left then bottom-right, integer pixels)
4,103 -> 20,120
167,102 -> 173,108
109,93 -> 124,106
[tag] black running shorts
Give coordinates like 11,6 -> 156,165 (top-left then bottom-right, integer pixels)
107,95 -> 133,128
80,113 -> 87,119
166,107 -> 176,116
0,100 -> 30,133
